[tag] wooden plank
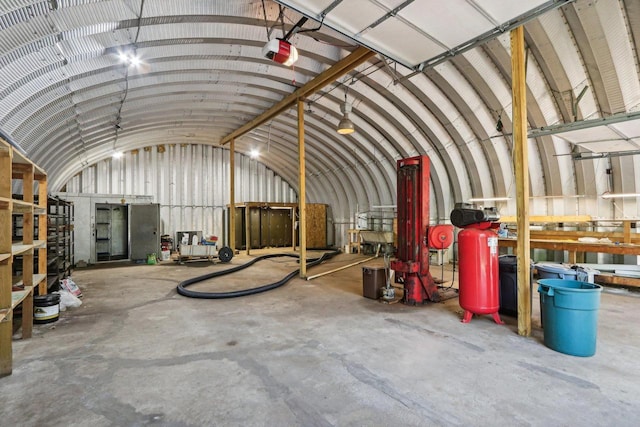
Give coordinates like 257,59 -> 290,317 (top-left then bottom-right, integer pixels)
11,286 -> 33,309
0,196 -> 10,210
11,199 -> 31,213
33,273 -> 47,287
0,253 -> 10,263
498,238 -> 640,256
512,26 -> 531,336
623,221 -> 632,244
245,201 -> 251,256
19,286 -> 32,339
38,186 -> 47,294
298,100 -> 307,278
306,204 -> 327,249
0,313 -> 11,376
529,230 -> 640,244
500,215 -> 592,223
595,273 -> 640,288
220,47 -> 375,145
11,243 -> 33,256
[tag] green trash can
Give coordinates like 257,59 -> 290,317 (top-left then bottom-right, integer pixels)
538,279 -> 602,357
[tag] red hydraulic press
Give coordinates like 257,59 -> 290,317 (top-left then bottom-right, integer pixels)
391,155 -> 452,304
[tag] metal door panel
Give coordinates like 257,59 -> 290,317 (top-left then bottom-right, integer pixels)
130,204 -> 160,261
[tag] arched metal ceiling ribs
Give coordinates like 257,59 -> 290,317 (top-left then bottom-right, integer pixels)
293,97 -> 398,199
242,114 -> 385,212
347,73 -> 461,218
386,73 -> 471,203
423,62 -> 503,199
624,1 -> 640,70
563,1 -> 639,116
449,51 -> 514,199
2,0 -> 639,224
11,55 -> 335,178
482,35 -> 567,200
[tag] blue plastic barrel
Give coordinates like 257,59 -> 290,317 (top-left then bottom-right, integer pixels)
538,279 -> 602,357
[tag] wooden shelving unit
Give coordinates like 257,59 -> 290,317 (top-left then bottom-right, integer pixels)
1,136 -> 47,377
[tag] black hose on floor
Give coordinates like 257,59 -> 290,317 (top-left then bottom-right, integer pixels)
176,250 -> 340,299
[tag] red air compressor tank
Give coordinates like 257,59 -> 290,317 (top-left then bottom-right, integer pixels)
458,225 -> 504,324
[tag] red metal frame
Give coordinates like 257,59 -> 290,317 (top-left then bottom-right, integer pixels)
390,155 -> 439,304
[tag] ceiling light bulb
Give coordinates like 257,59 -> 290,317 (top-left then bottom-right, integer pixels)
112,151 -> 123,159
337,114 -> 355,134
129,55 -> 141,67
250,149 -> 260,159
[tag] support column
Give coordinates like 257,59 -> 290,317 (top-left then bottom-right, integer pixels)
245,206 -> 251,256
298,100 -> 307,278
229,138 -> 235,252
511,26 -> 531,336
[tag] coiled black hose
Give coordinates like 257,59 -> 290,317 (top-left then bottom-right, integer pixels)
176,250 -> 340,299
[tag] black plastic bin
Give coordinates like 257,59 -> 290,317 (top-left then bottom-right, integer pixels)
498,255 -> 533,317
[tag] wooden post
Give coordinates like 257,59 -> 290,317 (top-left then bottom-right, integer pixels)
0,146 -> 12,376
511,26 -> 531,336
22,165 -> 34,291
229,138 -> 235,251
245,205 -> 251,256
298,100 -> 307,278
623,220 -> 631,244
38,178 -> 47,295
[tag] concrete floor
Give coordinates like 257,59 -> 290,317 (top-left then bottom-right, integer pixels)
1,250 -> 639,426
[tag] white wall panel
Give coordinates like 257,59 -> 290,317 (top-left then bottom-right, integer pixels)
64,145 -> 297,245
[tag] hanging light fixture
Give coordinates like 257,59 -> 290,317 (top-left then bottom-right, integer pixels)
337,90 -> 355,135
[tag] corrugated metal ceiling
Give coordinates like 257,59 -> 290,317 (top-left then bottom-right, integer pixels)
0,0 -> 638,221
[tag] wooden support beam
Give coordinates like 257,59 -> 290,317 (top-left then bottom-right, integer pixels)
22,166 -> 34,290
500,215 -> 592,223
623,221 -> 632,244
220,46 -> 375,145
245,205 -> 251,256
38,178 -> 47,294
511,26 -> 531,337
498,238 -> 640,256
298,100 -> 307,278
595,273 -> 640,288
229,138 -> 235,251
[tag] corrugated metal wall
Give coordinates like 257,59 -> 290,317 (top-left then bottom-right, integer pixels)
63,144 -> 297,243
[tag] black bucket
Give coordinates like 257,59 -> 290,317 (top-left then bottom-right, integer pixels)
34,293 -> 60,324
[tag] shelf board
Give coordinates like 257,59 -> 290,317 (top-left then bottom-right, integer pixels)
12,274 -> 46,288
0,308 -> 9,322
11,242 -> 33,255
0,253 -> 10,263
34,239 -> 46,248
12,199 -> 33,213
0,196 -> 10,210
34,206 -> 46,215
34,273 -> 46,286
11,286 -> 33,309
